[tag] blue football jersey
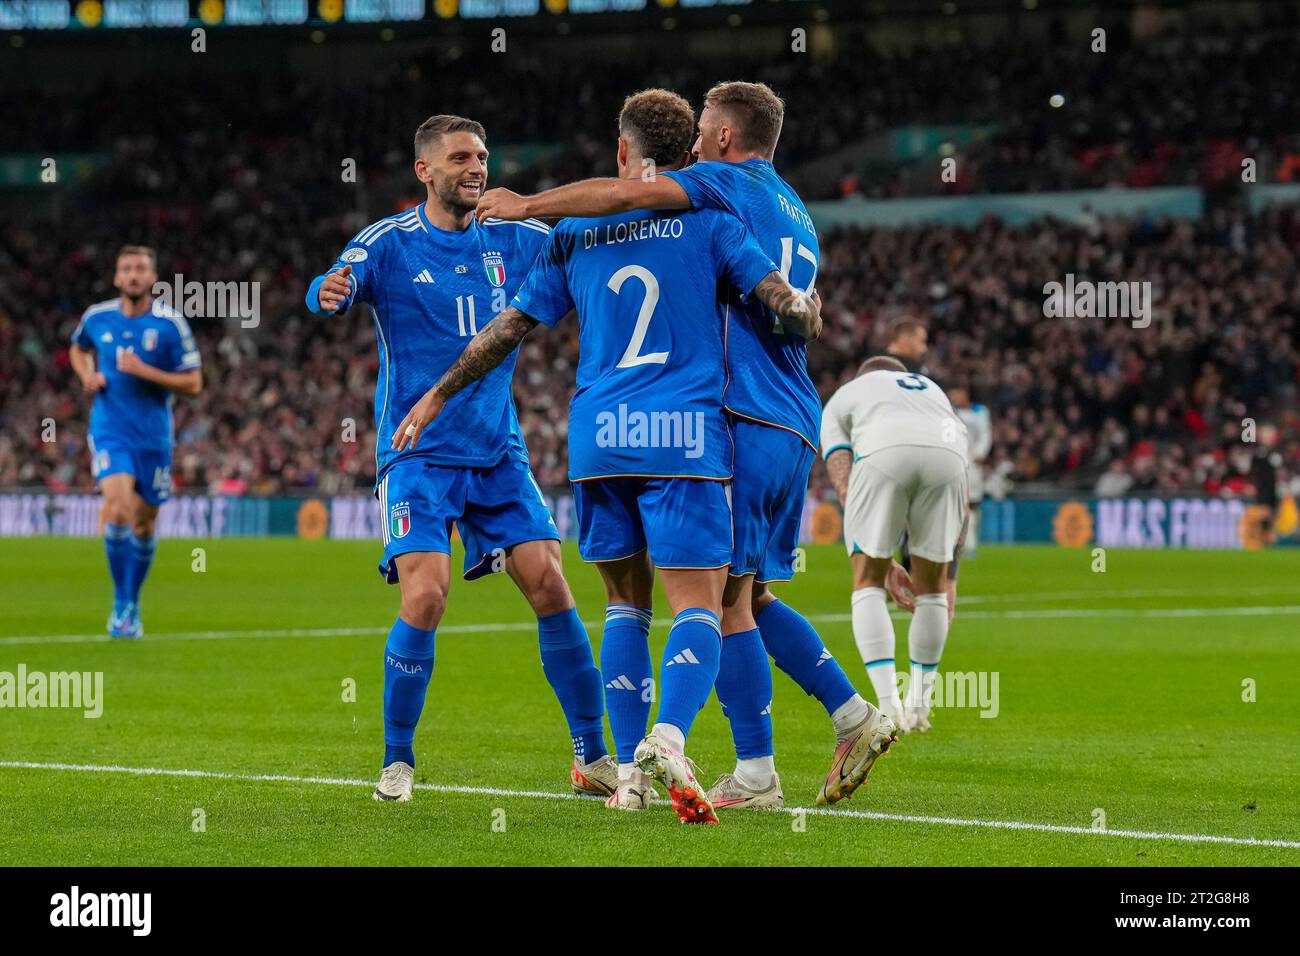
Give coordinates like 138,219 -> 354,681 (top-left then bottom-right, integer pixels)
307,205 -> 550,480
71,298 -> 202,452
511,207 -> 778,481
663,159 -> 822,449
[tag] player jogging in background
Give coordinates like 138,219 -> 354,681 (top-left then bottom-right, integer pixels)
476,80 -> 898,808
305,115 -> 611,804
393,90 -> 820,824
69,245 -> 203,639
821,356 -> 969,734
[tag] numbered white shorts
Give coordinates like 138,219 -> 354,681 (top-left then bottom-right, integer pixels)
844,445 -> 968,563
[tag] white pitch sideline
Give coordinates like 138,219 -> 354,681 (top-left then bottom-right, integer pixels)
3,604 -> 1300,646
1,759 -> 1297,851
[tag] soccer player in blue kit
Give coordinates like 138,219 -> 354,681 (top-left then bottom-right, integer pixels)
69,245 -> 204,639
306,116 -> 612,804
476,82 -> 904,808
393,91 -> 821,824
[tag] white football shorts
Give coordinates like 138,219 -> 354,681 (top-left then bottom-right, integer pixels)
844,444 -> 968,563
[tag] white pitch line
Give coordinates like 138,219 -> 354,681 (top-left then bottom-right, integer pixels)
1,760 -> 1296,850
4,604 -> 1300,647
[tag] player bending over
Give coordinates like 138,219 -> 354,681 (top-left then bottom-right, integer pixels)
821,357 -> 969,734
305,115 -> 611,803
69,245 -> 203,639
394,90 -> 820,824
476,81 -> 900,808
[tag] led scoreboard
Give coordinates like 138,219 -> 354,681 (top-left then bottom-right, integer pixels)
0,0 -> 755,28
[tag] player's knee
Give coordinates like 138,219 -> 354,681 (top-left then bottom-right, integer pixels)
524,559 -> 573,617
133,517 -> 156,539
401,579 -> 447,630
103,498 -> 132,527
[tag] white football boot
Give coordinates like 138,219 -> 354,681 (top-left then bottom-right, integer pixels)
372,761 -> 414,802
634,733 -> 718,824
571,754 -> 619,798
605,767 -> 658,811
816,700 -> 898,807
706,772 -> 785,811
902,706 -> 932,734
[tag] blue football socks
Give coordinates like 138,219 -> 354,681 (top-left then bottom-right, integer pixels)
382,617 -> 436,768
599,604 -> 654,763
538,608 -> 608,764
655,608 -> 722,739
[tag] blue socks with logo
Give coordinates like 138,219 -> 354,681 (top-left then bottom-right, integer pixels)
599,604 -> 654,763
714,627 -> 775,759
757,598 -> 856,716
655,608 -> 722,738
538,608 -> 607,764
383,617 -> 436,768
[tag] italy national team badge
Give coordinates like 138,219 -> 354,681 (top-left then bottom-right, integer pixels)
142,328 -> 159,351
482,252 -> 506,287
390,502 -> 411,539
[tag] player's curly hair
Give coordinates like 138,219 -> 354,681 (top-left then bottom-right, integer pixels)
414,115 -> 487,158
618,89 -> 695,168
703,81 -> 785,156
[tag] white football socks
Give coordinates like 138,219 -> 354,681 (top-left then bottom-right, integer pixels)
650,721 -> 685,753
906,592 -> 950,713
734,756 -> 776,790
852,586 -> 901,712
830,694 -> 871,740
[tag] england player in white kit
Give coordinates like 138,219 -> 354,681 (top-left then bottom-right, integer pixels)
821,356 -> 969,733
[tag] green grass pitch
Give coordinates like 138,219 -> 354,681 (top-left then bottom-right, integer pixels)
1,538 -> 1297,866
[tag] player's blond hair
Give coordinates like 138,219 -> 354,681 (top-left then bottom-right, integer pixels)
858,356 -> 908,376
703,81 -> 785,156
618,89 -> 695,168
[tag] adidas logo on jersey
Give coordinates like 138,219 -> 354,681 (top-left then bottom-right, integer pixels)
412,270 -> 435,284
605,674 -> 637,691
666,648 -> 701,666
816,648 -> 833,667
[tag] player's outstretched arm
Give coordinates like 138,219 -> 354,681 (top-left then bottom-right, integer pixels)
475,176 -> 691,223
392,307 -> 540,452
752,273 -> 822,341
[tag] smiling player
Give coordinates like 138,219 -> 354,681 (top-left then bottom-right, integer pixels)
392,90 -> 821,824
305,115 -> 612,804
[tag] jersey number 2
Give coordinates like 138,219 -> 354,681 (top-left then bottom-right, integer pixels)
609,265 -> 668,368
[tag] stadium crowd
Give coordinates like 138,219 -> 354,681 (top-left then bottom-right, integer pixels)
2,201 -> 1297,501
8,21 -> 1300,202
2,20 -> 1298,503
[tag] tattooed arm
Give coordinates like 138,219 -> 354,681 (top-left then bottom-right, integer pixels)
751,272 -> 822,341
825,448 -> 852,506
391,307 -> 539,451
